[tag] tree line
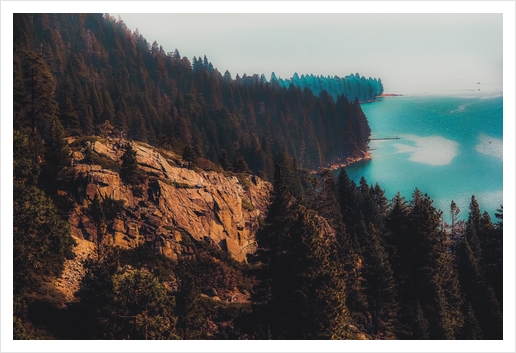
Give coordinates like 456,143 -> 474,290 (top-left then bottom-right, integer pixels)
13,13 -> 373,180
273,72 -> 384,103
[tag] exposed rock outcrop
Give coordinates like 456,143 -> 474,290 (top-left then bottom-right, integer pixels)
68,138 -> 272,262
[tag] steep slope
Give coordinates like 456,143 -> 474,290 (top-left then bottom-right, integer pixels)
13,13 -> 373,177
67,138 -> 272,263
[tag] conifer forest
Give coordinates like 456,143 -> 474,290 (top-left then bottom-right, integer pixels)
12,13 -> 503,341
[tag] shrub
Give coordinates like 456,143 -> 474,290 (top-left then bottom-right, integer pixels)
241,198 -> 255,212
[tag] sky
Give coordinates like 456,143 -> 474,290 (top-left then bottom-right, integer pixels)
112,12 -> 503,95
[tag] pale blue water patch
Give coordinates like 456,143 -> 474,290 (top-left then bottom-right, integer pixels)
344,95 -> 503,222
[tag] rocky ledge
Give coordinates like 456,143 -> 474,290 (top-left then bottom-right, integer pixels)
67,138 -> 272,262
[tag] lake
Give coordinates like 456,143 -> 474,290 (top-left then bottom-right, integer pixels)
344,94 -> 503,222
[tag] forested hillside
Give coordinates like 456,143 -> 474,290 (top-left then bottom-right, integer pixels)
12,13 -> 502,341
14,13 -> 374,178
273,72 -> 383,102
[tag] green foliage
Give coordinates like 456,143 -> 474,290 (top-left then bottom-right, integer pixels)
21,49 -> 58,134
249,165 -> 351,339
120,143 -> 139,183
175,260 -> 206,339
111,268 -> 179,339
233,156 -> 252,174
89,193 -> 107,260
455,197 -> 503,340
236,174 -> 252,189
119,246 -> 176,282
13,128 -> 43,186
83,147 -> 120,170
219,149 -> 232,171
40,116 -> 71,193
77,248 -> 179,339
361,223 -> 398,338
241,198 -> 255,212
69,136 -> 103,152
13,183 -> 75,295
13,316 -> 34,340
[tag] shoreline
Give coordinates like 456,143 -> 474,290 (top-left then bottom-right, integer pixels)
314,150 -> 372,173
359,94 -> 403,104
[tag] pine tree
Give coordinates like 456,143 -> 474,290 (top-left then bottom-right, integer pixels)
111,268 -> 178,340
13,182 -> 76,326
361,223 -> 398,338
22,50 -> 58,135
219,148 -> 232,171
182,144 -> 197,169
319,168 -> 366,326
459,304 -> 483,339
40,116 -> 71,193
252,165 -> 352,339
120,143 -> 139,183
412,301 -> 430,340
337,168 -> 361,249
175,260 -> 206,340
89,193 -> 107,261
456,234 -> 503,340
75,247 -> 121,339
465,196 -> 484,263
59,95 -> 81,135
233,156 -> 252,174
13,128 -> 43,187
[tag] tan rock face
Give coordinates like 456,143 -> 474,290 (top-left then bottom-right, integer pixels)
68,140 -> 272,262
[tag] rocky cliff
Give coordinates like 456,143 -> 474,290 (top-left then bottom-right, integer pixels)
67,138 -> 272,263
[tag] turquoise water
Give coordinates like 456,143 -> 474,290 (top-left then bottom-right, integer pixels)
345,95 -> 503,222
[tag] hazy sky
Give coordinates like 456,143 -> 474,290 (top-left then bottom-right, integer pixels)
113,13 -> 503,95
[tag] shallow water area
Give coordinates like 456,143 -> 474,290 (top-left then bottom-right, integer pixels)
345,94 -> 503,221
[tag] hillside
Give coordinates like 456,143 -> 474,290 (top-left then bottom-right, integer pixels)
13,13 -> 372,178
68,137 -> 272,263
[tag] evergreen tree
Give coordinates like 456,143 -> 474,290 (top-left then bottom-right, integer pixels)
175,260 -> 206,340
316,169 -> 346,236
251,165 -> 352,339
13,182 -> 76,328
337,168 -> 361,249
464,196 -> 484,263
459,304 -> 483,340
412,301 -> 430,340
219,148 -> 232,171
75,247 -> 121,339
40,116 -> 71,193
448,200 -> 462,252
233,156 -> 252,174
361,223 -> 398,338
89,193 -> 107,261
182,144 -> 198,169
318,169 -> 366,326
13,129 -> 43,186
111,268 -> 178,340
59,95 -> 81,135
22,50 -> 59,135
120,143 -> 139,183
456,233 -> 503,340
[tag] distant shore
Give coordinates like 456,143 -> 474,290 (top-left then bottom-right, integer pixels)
359,93 -> 403,104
